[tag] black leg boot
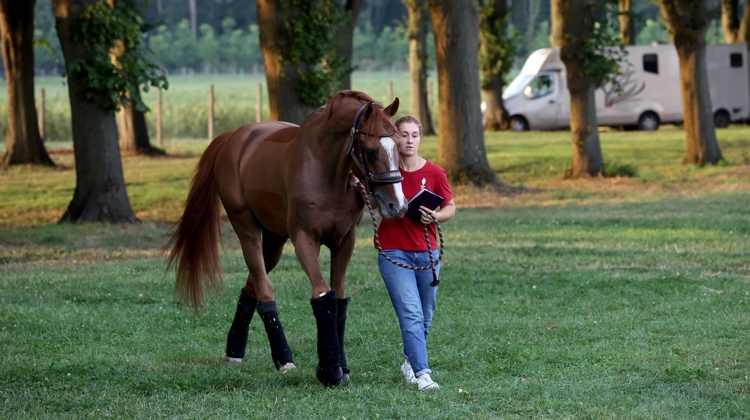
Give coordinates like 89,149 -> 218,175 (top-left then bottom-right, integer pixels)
310,291 -> 342,387
257,300 -> 295,371
337,297 -> 351,382
225,288 -> 257,363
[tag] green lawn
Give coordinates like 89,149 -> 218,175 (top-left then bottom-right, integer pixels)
1,127 -> 749,418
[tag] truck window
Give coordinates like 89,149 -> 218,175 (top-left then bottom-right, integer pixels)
526,74 -> 555,99
643,54 -> 658,74
731,53 -> 743,68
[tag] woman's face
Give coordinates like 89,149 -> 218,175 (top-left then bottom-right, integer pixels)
397,121 -> 421,158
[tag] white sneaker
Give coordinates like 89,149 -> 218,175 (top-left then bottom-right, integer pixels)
417,373 -> 439,391
400,361 -> 418,384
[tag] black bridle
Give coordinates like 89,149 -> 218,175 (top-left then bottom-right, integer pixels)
347,102 -> 403,193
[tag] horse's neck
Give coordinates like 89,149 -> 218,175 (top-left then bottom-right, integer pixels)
296,122 -> 352,192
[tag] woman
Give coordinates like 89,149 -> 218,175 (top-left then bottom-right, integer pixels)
376,115 -> 456,391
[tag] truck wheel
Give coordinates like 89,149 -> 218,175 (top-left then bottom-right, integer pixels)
637,112 -> 659,131
510,116 -> 529,132
713,110 -> 730,128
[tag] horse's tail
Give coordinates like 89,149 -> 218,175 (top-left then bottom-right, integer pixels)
167,131 -> 234,311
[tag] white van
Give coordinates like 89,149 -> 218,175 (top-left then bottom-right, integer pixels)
502,44 -> 750,131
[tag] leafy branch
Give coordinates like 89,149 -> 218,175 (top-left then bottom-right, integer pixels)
69,0 -> 168,113
479,0 -> 520,90
282,0 -> 353,107
562,1 -> 627,90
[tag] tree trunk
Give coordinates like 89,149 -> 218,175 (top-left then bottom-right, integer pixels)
567,88 -> 603,178
118,97 -> 165,155
256,0 -> 316,124
406,0 -> 435,135
0,0 -> 54,166
551,0 -> 604,178
720,0 -> 739,43
618,0 -> 636,45
738,1 -> 750,48
429,0 -> 497,185
53,0 -> 137,223
188,0 -> 197,39
335,0 -> 364,91
480,0 -> 512,131
661,0 -> 723,165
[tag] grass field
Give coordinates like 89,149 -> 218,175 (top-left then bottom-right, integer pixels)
1,126 -> 749,418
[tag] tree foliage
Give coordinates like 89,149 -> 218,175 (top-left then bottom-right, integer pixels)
559,1 -> 627,90
479,0 -> 519,90
68,0 -> 167,113
280,0 -> 353,107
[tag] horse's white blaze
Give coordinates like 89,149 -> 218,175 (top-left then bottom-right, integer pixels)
380,137 -> 407,207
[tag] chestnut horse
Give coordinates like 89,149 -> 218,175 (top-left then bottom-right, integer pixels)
167,90 -> 407,387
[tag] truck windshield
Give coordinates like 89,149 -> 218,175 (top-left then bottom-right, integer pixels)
503,74 -> 534,99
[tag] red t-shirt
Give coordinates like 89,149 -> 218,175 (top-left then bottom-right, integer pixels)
376,160 -> 453,251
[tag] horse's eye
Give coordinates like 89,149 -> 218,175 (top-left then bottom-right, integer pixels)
364,149 -> 379,162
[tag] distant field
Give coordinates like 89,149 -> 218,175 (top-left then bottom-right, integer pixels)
0,71 -> 429,142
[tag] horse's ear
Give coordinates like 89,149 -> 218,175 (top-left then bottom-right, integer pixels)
384,97 -> 400,117
363,102 -> 375,121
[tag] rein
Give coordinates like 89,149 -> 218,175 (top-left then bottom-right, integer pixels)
355,180 -> 444,287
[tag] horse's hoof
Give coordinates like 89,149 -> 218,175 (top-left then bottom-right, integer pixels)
279,362 -> 296,376
225,356 -> 243,365
315,364 -> 343,388
341,373 -> 350,383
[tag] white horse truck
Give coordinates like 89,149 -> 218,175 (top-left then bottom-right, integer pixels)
502,43 -> 750,131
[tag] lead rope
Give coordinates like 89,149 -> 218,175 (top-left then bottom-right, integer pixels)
356,181 -> 444,287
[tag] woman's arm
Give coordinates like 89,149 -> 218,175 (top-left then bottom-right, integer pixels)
419,199 -> 455,224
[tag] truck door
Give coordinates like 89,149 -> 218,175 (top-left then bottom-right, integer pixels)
522,72 -> 563,130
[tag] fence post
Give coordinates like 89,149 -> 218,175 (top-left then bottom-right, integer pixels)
38,88 -> 45,141
208,84 -> 214,141
156,87 -> 163,147
387,80 -> 393,104
256,83 -> 263,123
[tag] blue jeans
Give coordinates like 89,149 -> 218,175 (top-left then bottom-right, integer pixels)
378,250 -> 440,377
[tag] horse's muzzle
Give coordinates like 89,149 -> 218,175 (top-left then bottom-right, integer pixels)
377,196 -> 408,219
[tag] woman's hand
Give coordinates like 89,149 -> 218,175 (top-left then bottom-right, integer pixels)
419,206 -> 438,225
349,172 -> 361,187
418,200 -> 456,225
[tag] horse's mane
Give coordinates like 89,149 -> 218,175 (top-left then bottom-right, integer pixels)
325,90 -> 395,131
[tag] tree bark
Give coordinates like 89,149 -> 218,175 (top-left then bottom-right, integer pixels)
720,0 -> 739,43
661,0 -> 723,165
480,0 -> 512,131
738,1 -> 750,47
0,0 -> 54,166
335,0 -> 364,91
256,0 -> 316,124
188,0 -> 197,39
618,0 -> 636,45
53,0 -> 137,223
406,0 -> 435,135
118,97 -> 165,155
429,0 -> 497,185
551,0 -> 604,178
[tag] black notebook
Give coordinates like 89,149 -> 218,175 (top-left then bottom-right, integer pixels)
405,188 -> 445,222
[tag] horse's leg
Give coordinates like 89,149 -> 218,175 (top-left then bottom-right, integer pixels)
256,230 -> 295,372
328,229 -> 357,382
292,231 -> 343,387
225,284 -> 257,364
225,214 -> 295,372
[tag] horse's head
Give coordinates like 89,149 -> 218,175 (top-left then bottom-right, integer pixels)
350,98 -> 408,219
